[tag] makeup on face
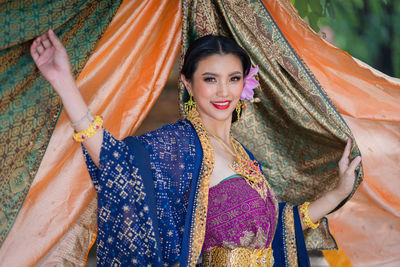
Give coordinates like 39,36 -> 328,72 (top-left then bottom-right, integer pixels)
211,100 -> 232,110
182,54 -> 244,125
200,70 -> 242,111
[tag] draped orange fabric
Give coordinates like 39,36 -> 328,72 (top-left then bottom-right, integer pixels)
0,0 -> 181,266
263,0 -> 400,266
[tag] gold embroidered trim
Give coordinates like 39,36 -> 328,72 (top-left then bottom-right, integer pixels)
282,205 -> 298,267
232,139 -> 273,200
231,139 -> 279,236
186,109 -> 215,266
202,246 -> 274,267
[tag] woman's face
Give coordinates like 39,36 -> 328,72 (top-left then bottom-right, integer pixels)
182,53 -> 243,125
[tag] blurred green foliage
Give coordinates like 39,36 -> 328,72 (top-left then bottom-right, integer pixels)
290,0 -> 400,77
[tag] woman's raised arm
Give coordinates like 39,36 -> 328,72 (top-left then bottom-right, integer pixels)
301,138 -> 362,230
30,29 -> 103,166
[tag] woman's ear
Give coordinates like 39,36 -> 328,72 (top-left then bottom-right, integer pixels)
180,74 -> 192,95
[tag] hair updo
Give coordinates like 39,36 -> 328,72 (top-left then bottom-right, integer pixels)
181,35 -> 251,80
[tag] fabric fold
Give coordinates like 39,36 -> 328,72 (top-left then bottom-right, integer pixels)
262,0 -> 400,265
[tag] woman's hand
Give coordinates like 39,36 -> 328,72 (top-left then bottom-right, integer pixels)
334,138 -> 362,199
301,138 -> 362,230
30,29 -> 73,92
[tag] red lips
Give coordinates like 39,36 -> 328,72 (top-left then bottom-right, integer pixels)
211,101 -> 231,110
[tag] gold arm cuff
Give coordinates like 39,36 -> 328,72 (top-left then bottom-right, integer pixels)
299,202 -> 320,230
72,115 -> 103,142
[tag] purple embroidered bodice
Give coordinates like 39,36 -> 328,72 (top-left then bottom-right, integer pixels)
202,176 -> 277,252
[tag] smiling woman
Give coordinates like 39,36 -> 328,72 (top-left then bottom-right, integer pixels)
183,53 -> 245,187
30,31 -> 361,266
181,54 -> 243,139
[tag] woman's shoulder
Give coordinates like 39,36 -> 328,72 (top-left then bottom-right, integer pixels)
124,119 -> 195,147
141,119 -> 193,138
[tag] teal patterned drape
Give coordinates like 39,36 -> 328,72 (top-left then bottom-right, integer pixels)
0,0 -> 122,247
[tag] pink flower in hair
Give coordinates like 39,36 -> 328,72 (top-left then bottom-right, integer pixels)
241,65 -> 259,100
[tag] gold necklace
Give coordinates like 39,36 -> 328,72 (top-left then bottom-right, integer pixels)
206,129 -> 264,184
206,130 -> 236,157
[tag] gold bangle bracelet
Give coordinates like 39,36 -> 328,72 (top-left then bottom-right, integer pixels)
299,202 -> 320,230
72,115 -> 103,142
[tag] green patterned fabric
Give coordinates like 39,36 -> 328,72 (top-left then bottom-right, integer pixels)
0,0 -> 122,247
181,0 -> 363,250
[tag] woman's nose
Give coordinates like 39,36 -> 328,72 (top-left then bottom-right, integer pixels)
216,81 -> 229,97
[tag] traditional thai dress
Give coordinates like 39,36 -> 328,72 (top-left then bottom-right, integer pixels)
83,116 -> 310,266
202,175 -> 277,265
202,174 -> 309,267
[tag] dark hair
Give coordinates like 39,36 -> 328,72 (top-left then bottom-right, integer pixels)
181,35 -> 251,80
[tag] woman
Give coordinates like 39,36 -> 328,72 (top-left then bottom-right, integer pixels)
31,30 -> 361,266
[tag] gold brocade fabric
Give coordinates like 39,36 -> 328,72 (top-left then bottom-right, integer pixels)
202,246 -> 274,267
181,0 -> 363,250
281,204 -> 298,266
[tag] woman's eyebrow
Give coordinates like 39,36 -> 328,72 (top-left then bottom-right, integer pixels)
229,71 -> 242,76
201,72 -> 218,76
201,71 -> 242,76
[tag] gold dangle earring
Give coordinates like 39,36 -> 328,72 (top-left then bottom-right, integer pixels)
184,94 -> 196,118
236,100 -> 243,120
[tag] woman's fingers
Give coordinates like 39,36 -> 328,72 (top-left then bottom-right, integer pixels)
338,138 -> 352,169
32,36 -> 45,55
30,30 -> 59,60
343,138 -> 352,157
40,33 -> 52,49
36,42 -> 44,55
47,29 -> 64,50
31,37 -> 45,61
338,138 -> 361,174
348,156 -> 362,173
30,38 -> 40,60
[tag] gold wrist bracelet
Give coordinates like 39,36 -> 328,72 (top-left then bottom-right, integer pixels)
299,202 -> 320,230
72,115 -> 103,142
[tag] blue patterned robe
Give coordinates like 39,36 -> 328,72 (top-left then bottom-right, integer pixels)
83,120 -> 310,266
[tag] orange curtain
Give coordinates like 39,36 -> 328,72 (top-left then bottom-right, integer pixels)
263,0 -> 400,266
0,0 -> 181,266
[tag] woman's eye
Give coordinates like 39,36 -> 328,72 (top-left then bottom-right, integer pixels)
231,76 -> 242,82
204,77 -> 216,82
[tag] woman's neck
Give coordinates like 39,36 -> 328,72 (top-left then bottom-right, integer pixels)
199,113 -> 232,144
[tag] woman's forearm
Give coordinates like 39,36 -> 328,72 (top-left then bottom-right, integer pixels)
300,189 -> 345,230
55,76 -> 103,167
299,139 -> 361,230
55,75 -> 89,126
